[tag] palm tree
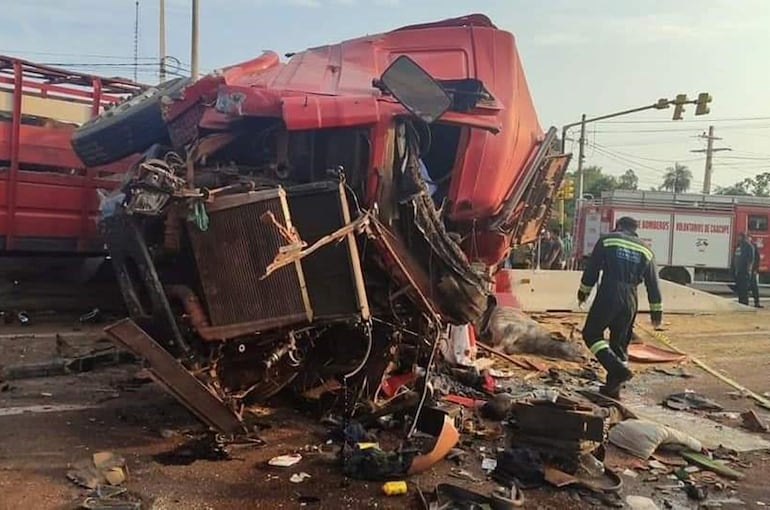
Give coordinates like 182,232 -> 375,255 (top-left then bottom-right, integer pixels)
661,163 -> 692,193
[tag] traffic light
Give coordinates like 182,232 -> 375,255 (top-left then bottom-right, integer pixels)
695,92 -> 712,116
559,179 -> 575,200
672,94 -> 687,120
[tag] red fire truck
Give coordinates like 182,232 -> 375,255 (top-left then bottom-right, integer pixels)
0,56 -> 145,254
575,190 -> 770,285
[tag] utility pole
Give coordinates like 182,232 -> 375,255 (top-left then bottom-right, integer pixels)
691,125 -> 731,194
133,1 -> 140,82
159,0 -> 166,81
576,114 -> 586,203
191,0 -> 199,80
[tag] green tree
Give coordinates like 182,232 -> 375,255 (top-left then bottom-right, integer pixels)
661,163 -> 692,193
618,169 -> 639,190
716,171 -> 770,197
580,165 -> 620,199
550,166 -> 619,234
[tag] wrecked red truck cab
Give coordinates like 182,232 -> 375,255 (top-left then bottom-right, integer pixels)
80,14 -> 568,432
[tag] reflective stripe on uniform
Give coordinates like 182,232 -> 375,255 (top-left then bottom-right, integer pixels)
649,302 -> 663,312
602,238 -> 654,261
579,283 -> 593,294
589,340 -> 610,355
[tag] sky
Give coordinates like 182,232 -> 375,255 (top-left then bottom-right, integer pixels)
4,0 -> 770,191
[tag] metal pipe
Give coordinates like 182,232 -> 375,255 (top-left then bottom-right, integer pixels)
165,285 -> 211,335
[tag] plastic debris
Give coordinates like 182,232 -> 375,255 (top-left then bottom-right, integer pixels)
382,481 -> 407,496
481,457 -> 497,472
664,391 -> 722,411
268,453 -> 302,467
289,472 -> 311,483
625,496 -> 660,510
608,419 -> 702,459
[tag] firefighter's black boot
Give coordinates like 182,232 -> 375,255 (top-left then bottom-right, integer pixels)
594,348 -> 633,400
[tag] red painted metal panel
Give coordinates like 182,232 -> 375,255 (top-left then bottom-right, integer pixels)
0,56 -> 144,252
212,16 -> 542,217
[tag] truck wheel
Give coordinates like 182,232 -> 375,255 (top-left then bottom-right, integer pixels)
71,77 -> 191,167
660,266 -> 691,285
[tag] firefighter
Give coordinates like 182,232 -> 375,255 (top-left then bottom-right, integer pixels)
750,236 -> 762,308
731,233 -> 754,306
577,217 -> 662,399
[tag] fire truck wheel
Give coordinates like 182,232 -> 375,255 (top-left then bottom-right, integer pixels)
71,77 -> 191,167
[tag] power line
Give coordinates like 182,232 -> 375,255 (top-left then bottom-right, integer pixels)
4,49 -> 159,60
592,141 -> 703,164
591,124 -> 770,134
587,143 -> 668,175
602,116 -> 770,124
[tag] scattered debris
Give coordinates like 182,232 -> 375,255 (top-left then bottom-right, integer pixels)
154,435 -> 231,465
653,366 -> 694,378
628,343 -> 687,364
480,393 -> 515,420
79,308 -> 104,324
435,483 -> 523,508
663,391 -> 723,411
80,485 -> 142,510
680,450 -> 745,480
268,453 -> 303,468
626,495 -> 660,510
480,457 -> 497,472
381,481 -> 407,496
67,452 -> 127,490
289,472 -> 312,483
608,420 -> 702,460
16,311 -> 30,326
740,409 -> 769,433
481,307 -> 584,362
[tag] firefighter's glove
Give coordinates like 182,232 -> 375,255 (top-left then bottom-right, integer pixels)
577,290 -> 588,304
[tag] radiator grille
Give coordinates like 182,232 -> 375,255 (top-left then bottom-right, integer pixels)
187,190 -> 307,329
288,183 -> 359,317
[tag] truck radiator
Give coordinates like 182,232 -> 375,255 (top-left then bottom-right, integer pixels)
186,183 -> 367,340
187,189 -> 310,337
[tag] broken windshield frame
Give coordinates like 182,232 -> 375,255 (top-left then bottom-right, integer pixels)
378,55 -> 452,123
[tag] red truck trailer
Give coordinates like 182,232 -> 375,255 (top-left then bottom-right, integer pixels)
0,56 -> 145,254
575,190 -> 770,285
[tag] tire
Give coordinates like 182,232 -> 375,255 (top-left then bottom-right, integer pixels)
71,77 -> 191,167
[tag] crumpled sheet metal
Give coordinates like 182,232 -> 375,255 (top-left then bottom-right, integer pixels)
627,343 -> 688,364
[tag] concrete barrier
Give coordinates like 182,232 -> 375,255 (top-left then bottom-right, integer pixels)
500,270 -> 753,314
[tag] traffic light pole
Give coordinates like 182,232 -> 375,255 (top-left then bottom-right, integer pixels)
560,93 -> 710,263
562,101 -> 674,204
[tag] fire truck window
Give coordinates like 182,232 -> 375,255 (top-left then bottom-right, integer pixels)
748,214 -> 768,232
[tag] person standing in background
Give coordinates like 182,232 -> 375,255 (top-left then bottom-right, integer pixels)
538,230 -> 553,269
750,236 -> 762,308
546,228 -> 565,269
731,233 -> 754,306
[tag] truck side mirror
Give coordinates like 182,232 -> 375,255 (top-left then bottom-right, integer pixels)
378,55 -> 451,123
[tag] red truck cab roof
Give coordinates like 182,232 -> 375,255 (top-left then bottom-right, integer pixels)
170,14 -> 561,265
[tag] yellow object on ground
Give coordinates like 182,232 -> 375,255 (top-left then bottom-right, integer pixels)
382,481 -> 407,496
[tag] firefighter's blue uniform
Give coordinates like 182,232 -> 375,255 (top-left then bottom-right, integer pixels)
578,228 -> 663,398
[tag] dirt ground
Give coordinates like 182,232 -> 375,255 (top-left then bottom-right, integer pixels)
0,311 -> 769,510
